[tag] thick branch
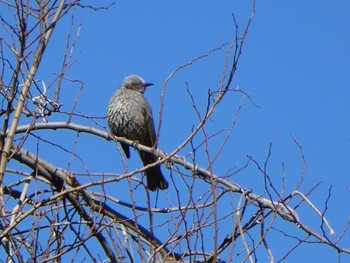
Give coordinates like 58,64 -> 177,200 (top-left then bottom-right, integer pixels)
15,122 -> 298,223
9,146 -> 177,261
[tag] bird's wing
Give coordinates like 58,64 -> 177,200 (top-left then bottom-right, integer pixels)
142,106 -> 157,147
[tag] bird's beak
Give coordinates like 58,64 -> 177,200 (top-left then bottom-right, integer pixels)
144,83 -> 154,88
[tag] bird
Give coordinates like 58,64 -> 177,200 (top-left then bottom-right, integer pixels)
107,75 -> 168,191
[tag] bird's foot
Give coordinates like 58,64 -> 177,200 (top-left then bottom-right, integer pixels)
131,140 -> 140,150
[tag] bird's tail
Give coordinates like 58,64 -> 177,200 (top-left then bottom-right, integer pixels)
139,152 -> 168,191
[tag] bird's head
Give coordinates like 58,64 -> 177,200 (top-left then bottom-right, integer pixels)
122,75 -> 153,94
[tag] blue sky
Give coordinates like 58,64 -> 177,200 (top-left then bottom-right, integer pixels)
76,1 -> 348,261
3,0 -> 350,262
52,1 -> 350,261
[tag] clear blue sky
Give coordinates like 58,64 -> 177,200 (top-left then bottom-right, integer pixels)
11,0 -> 350,262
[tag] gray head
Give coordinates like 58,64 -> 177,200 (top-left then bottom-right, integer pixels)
122,75 -> 153,94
